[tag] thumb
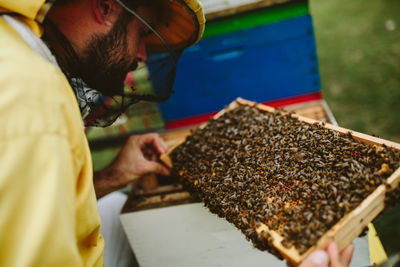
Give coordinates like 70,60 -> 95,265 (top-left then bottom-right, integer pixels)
299,250 -> 329,267
144,161 -> 171,176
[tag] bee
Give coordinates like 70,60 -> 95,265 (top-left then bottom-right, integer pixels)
170,104 -> 400,257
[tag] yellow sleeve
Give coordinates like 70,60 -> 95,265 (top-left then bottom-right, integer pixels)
0,18 -> 103,265
0,133 -> 84,267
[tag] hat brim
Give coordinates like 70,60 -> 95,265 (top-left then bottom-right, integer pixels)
145,0 -> 205,52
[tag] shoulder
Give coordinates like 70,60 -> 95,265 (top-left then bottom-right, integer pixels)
0,20 -> 82,139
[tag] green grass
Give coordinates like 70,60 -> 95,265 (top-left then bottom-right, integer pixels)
310,0 -> 400,142
309,0 -> 400,255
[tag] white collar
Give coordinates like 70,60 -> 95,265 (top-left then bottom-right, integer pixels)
2,14 -> 61,70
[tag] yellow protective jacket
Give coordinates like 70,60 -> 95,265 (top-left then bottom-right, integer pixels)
0,1 -> 104,266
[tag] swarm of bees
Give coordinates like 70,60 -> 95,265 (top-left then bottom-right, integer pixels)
171,104 -> 400,257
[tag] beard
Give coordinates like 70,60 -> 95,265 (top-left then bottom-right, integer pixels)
76,11 -> 137,97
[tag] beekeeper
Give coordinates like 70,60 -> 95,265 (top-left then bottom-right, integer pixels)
0,0 -> 352,266
0,0 -> 204,266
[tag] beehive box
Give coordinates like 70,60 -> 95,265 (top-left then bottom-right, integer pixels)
201,0 -> 297,20
157,0 -> 320,128
161,98 -> 400,265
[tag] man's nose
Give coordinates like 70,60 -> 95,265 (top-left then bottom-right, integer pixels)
136,40 -> 147,63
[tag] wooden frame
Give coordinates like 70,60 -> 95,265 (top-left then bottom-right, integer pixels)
160,98 -> 400,265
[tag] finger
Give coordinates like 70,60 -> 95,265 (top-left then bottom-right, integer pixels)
151,134 -> 168,154
145,161 -> 171,176
339,244 -> 354,266
299,250 -> 329,267
327,242 -> 342,267
158,137 -> 168,153
140,133 -> 167,154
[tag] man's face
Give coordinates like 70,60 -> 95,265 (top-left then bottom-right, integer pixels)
77,7 -> 152,96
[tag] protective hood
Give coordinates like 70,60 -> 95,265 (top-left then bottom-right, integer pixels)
0,0 -> 51,35
143,0 -> 205,51
0,0 -> 205,51
0,0 -> 44,19
0,0 -> 206,127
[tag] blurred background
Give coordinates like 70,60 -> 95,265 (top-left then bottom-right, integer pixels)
310,0 -> 400,256
311,0 -> 400,143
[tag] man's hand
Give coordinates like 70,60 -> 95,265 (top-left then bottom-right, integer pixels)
94,133 -> 170,198
114,133 -> 170,177
299,242 -> 354,267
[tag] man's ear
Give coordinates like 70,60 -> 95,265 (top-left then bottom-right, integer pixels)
92,0 -> 113,24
